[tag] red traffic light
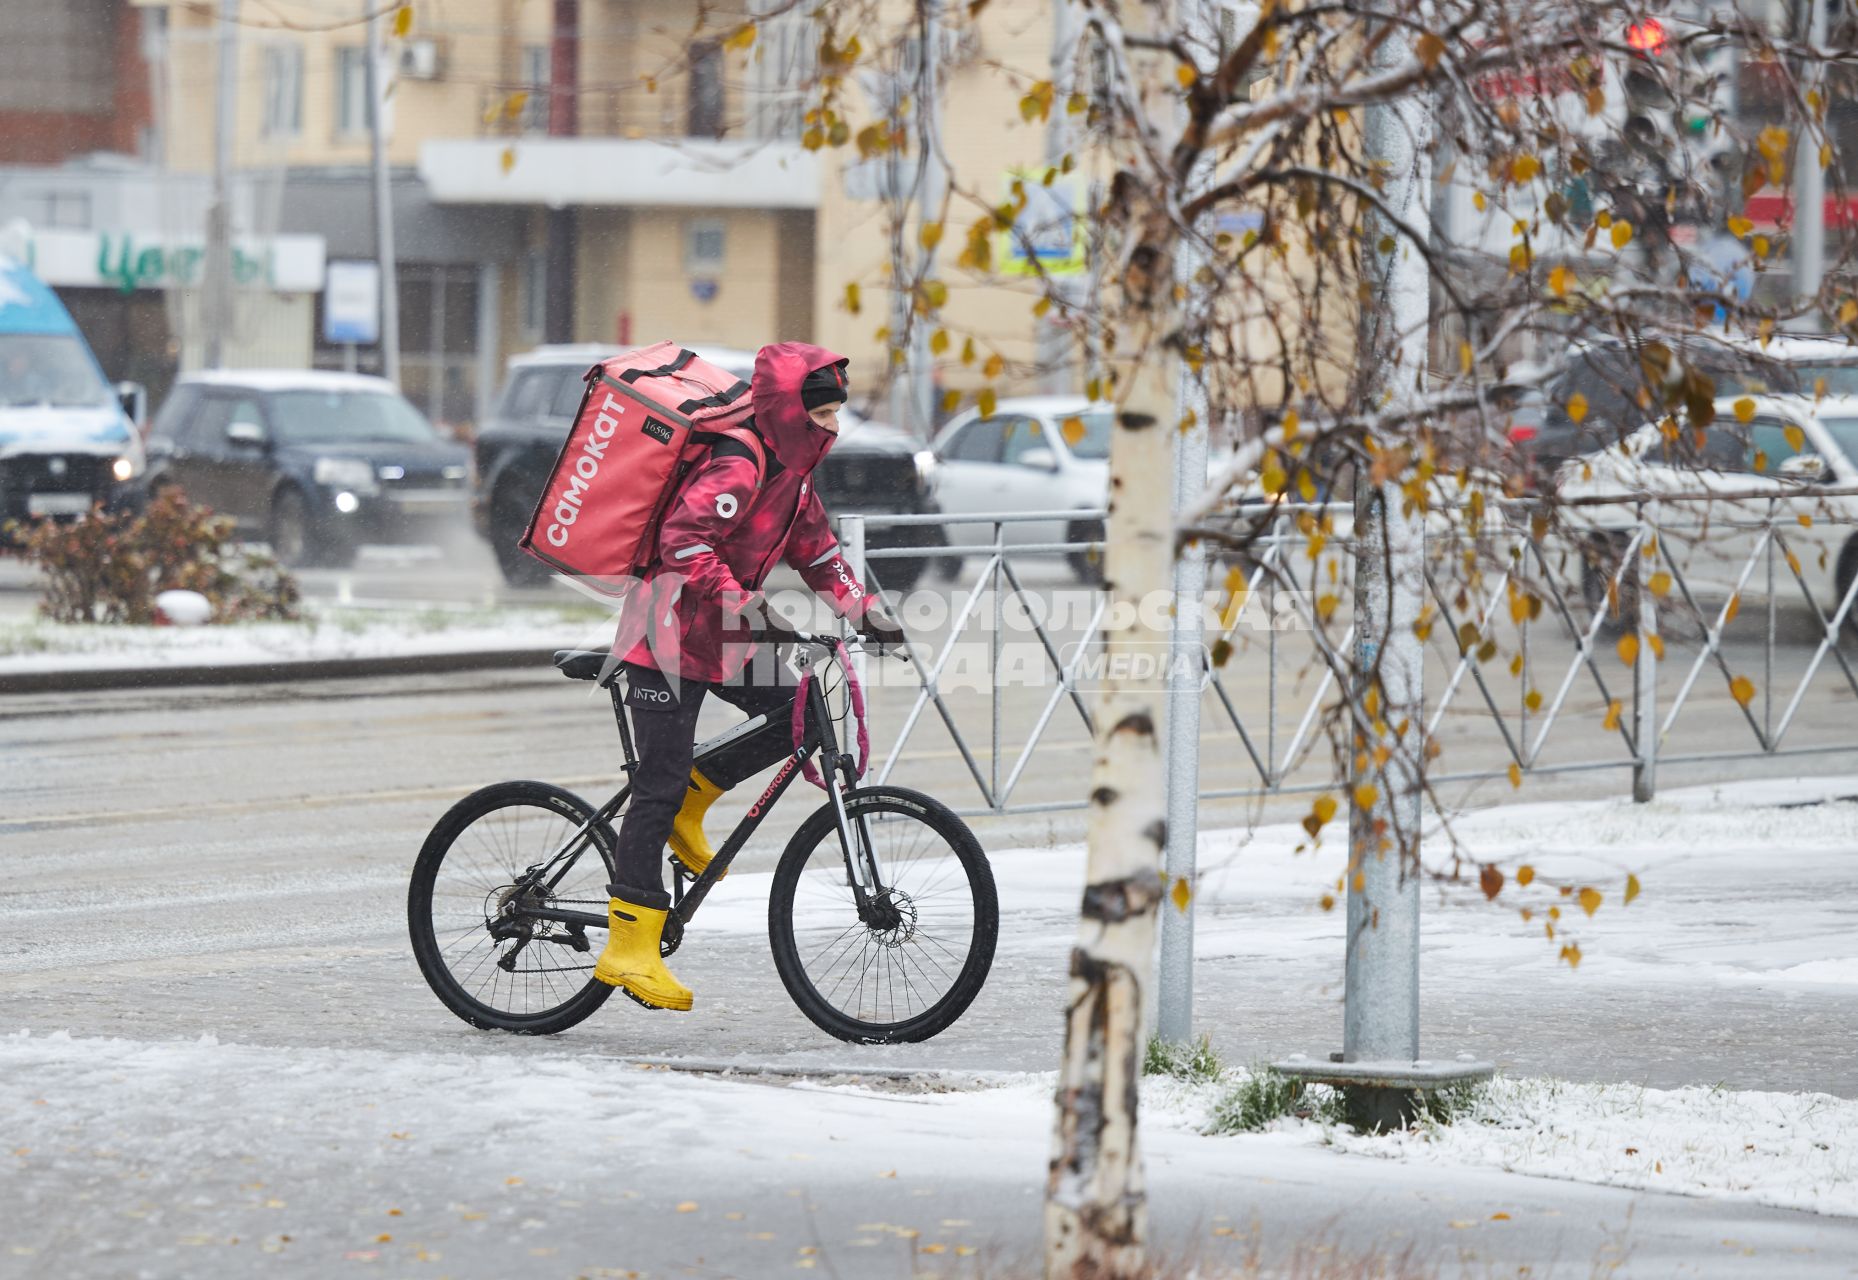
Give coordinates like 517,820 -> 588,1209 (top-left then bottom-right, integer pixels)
1626,17 -> 1666,55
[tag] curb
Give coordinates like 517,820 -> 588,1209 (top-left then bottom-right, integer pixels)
0,647 -> 557,695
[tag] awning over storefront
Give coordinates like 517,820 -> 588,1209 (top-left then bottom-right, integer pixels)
417,138 -> 818,210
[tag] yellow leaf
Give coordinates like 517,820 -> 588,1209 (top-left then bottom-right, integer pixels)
1525,689 -> 1543,711
1578,886 -> 1602,916
1508,761 -> 1522,789
1733,397 -> 1757,424
1549,264 -> 1575,297
499,147 -> 516,175
1567,393 -> 1588,424
1061,416 -> 1086,446
1517,864 -> 1536,887
1648,633 -> 1664,660
1611,220 -> 1633,249
1509,243 -> 1532,273
1473,191 -> 1487,212
983,353 -> 1005,379
1603,699 -> 1622,731
977,388 -> 996,417
676,1201 -> 699,1213
1320,893 -> 1336,911
1297,469 -> 1317,501
843,282 -> 861,315
1260,460 -> 1287,496
1511,154 -> 1541,183
940,389 -> 961,414
920,221 -> 943,251
1560,942 -> 1582,969
929,328 -> 950,355
1625,873 -> 1641,905
1176,63 -> 1198,88
724,21 -> 757,51
1841,300 -> 1858,326
1617,632 -> 1640,666
1312,794 -> 1338,826
1648,571 -> 1672,597
1725,593 -> 1741,624
1354,783 -> 1379,811
392,3 -> 413,38
1727,214 -> 1754,238
1729,674 -> 1755,707
1415,32 -> 1446,68
1170,876 -> 1192,913
502,91 -> 530,121
1784,423 -> 1806,453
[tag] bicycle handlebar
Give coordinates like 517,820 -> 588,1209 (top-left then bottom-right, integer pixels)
783,629 -> 909,660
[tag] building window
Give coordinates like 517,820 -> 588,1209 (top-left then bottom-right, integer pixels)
335,46 -> 373,136
521,249 -> 547,338
521,44 -> 549,133
262,43 -> 303,139
747,6 -> 816,140
685,219 -> 727,276
687,40 -> 724,138
32,190 -> 91,230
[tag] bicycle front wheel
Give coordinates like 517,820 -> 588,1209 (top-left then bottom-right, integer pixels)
408,780 -> 618,1035
769,786 -> 997,1044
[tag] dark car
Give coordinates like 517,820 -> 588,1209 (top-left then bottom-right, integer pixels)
1517,331 -> 1858,489
138,371 -> 471,567
471,345 -> 945,589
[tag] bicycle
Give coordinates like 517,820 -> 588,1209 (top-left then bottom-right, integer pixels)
407,632 -> 999,1044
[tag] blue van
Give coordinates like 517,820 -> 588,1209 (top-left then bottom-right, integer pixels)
0,252 -> 144,527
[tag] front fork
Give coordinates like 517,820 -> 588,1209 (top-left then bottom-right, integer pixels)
806,666 -> 887,906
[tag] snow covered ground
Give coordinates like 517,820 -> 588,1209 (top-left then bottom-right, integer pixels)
0,603 -> 615,675
5,776 -> 1857,1276
5,1030 -> 1857,1279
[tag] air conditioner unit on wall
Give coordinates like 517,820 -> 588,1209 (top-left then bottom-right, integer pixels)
397,38 -> 443,80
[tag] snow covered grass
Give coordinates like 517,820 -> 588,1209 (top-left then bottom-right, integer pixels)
0,600 -> 617,673
1250,1073 -> 1858,1219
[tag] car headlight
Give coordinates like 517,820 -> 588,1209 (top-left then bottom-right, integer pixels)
111,455 -> 138,483
313,457 -> 380,495
913,449 -> 938,493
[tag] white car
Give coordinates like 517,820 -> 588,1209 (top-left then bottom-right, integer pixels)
931,395 -> 1112,578
1556,394 -> 1858,627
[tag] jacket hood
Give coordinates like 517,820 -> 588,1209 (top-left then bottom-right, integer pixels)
751,342 -> 848,473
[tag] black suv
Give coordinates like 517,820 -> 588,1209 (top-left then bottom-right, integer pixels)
472,345 -> 946,589
138,371 -> 471,567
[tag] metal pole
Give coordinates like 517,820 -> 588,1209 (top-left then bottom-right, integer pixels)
1157,0 -> 1216,1044
907,0 -> 946,438
1632,505 -> 1659,802
1793,0 -> 1827,320
1037,0 -> 1083,395
365,0 -> 401,384
1342,4 -> 1431,1082
203,0 -> 238,369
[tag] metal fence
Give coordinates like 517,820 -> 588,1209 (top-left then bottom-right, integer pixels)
840,498 -> 1858,818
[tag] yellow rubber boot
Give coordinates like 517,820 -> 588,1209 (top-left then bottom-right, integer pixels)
592,898 -> 694,1011
668,768 -> 726,878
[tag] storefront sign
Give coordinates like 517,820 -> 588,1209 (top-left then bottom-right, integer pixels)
18,228 -> 326,295
323,260 -> 381,344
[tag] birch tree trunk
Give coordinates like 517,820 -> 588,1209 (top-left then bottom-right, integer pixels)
1044,410 -> 1174,1279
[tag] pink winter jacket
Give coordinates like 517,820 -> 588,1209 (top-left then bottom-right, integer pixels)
616,342 -> 872,683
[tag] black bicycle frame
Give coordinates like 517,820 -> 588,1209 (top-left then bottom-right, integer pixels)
507,648 -> 882,936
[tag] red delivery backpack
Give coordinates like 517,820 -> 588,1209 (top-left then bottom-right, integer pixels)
519,342 -> 764,595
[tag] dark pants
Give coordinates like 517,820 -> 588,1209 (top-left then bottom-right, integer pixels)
610,662 -> 807,908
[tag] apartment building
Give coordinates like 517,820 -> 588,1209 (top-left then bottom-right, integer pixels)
1,0 -> 1104,431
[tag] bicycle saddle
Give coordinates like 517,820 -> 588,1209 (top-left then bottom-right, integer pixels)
552,649 -> 614,683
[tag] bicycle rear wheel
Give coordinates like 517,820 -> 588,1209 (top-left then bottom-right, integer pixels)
408,780 -> 617,1034
768,786 -> 997,1044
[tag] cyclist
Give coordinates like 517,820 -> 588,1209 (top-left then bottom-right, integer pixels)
594,342 -> 904,1010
